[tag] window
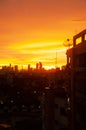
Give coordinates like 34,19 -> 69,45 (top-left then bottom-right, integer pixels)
76,53 -> 86,67
76,37 -> 81,45
84,34 -> 86,41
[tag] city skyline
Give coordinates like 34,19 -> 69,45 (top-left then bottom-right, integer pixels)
0,0 -> 86,69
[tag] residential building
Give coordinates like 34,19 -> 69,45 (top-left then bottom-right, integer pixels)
42,87 -> 68,130
66,29 -> 86,130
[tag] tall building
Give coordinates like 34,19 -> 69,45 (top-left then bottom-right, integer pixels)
42,87 -> 68,130
28,64 -> 30,71
42,87 -> 54,130
36,63 -> 39,70
14,65 -> 18,71
66,29 -> 86,130
39,62 -> 42,70
36,62 -> 43,71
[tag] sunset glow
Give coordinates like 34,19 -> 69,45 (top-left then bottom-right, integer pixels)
0,0 -> 86,69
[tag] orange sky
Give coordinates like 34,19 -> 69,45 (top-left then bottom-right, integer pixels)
0,0 -> 86,69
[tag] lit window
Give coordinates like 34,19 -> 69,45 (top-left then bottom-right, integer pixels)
85,34 -> 86,41
76,37 -> 81,45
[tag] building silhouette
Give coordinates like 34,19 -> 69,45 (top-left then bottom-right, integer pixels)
42,84 -> 68,130
66,29 -> 86,130
42,29 -> 86,130
36,62 -> 43,71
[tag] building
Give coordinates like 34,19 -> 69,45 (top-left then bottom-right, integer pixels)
66,29 -> 86,130
36,63 -> 39,70
14,65 -> 18,71
54,88 -> 68,130
36,62 -> 43,71
42,87 -> 54,130
42,87 -> 68,130
28,64 -> 30,70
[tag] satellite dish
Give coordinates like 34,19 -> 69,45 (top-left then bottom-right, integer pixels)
63,38 -> 73,49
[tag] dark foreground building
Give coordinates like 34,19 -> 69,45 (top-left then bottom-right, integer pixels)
66,29 -> 86,130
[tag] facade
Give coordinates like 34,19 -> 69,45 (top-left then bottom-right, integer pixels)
66,29 -> 86,130
54,88 -> 68,130
42,87 -> 54,130
42,87 -> 68,130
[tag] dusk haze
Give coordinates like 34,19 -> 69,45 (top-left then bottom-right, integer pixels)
0,0 -> 86,69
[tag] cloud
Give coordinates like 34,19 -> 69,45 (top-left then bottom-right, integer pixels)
72,18 -> 86,22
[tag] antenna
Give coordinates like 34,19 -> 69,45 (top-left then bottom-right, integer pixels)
63,38 -> 73,49
55,51 -> 57,69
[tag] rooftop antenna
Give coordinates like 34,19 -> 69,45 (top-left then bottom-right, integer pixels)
63,38 -> 73,49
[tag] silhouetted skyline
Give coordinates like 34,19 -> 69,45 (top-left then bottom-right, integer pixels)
0,0 -> 86,69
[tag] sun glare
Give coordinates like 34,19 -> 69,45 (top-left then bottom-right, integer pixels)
1,40 -> 66,69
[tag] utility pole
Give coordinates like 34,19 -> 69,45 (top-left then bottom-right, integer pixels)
55,51 -> 57,69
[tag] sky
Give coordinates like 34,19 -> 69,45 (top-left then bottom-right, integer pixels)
0,0 -> 86,69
